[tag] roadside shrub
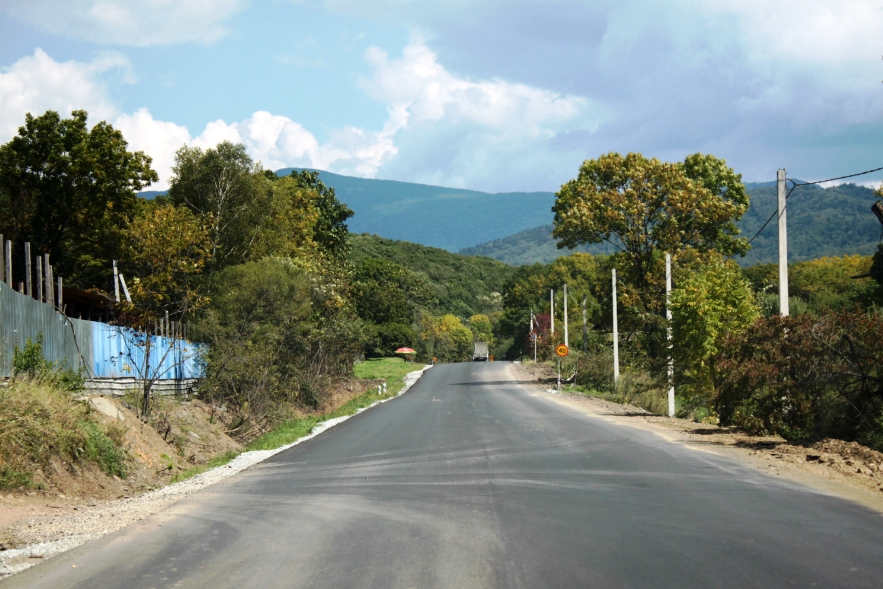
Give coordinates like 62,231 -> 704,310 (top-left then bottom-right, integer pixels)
715,311 -> 883,448
13,335 -> 85,392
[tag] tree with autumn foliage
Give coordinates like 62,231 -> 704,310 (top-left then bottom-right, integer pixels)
119,200 -> 211,324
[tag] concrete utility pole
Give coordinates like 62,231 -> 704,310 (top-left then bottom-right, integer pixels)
612,268 -> 619,385
666,253 -> 675,418
550,289 -> 555,335
777,169 -> 789,316
563,283 -> 569,348
582,295 -> 588,353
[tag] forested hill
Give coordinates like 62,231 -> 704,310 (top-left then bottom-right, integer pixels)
461,183 -> 882,266
277,168 -> 554,251
349,234 -> 514,318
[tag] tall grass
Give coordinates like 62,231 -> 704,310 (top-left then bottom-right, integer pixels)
0,380 -> 128,489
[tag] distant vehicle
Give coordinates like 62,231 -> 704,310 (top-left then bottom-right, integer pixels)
473,342 -> 489,362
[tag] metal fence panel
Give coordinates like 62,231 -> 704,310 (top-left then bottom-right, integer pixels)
0,283 -> 202,380
0,283 -> 92,377
91,323 -> 203,379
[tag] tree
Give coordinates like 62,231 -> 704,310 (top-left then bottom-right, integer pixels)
352,258 -> 436,326
552,152 -> 748,354
469,314 -> 494,345
419,314 -> 473,362
168,142 -> 270,271
287,170 -> 354,262
670,255 -> 759,408
0,110 -> 158,287
119,201 -> 211,323
248,175 -> 320,263
198,258 -> 315,430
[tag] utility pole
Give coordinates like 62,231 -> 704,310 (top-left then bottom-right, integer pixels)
550,289 -> 555,336
666,253 -> 675,417
777,169 -> 789,316
563,283 -> 569,348
582,295 -> 588,353
530,309 -> 537,363
612,268 -> 619,385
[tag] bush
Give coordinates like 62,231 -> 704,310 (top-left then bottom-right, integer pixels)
13,335 -> 85,392
715,311 -> 883,447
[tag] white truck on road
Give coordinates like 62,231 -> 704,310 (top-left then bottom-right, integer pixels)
473,342 -> 489,362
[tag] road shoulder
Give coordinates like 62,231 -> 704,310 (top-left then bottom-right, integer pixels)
510,362 -> 883,515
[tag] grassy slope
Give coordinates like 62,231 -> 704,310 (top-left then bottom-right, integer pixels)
174,359 -> 421,481
350,233 -> 515,318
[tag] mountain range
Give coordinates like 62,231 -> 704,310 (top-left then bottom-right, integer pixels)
144,170 -> 882,266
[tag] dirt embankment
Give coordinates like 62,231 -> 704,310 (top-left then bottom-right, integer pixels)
0,376 -> 381,553
514,362 -> 883,514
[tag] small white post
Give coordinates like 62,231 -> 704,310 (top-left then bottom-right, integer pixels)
119,273 -> 132,303
113,260 -> 120,303
563,283 -> 569,348
550,289 -> 555,335
666,253 -> 675,417
777,169 -> 789,316
612,268 -> 619,384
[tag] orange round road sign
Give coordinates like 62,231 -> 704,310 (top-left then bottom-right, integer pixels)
556,344 -> 569,357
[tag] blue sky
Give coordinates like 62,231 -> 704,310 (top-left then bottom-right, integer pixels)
1,0 -> 881,192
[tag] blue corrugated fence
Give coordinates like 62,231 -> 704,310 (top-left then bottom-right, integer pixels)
0,282 -> 203,381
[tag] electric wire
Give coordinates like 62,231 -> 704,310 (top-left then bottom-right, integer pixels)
741,165 -> 883,248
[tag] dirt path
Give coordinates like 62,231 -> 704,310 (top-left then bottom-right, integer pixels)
513,362 -> 883,514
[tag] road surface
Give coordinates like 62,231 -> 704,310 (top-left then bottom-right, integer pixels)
5,362 -> 883,588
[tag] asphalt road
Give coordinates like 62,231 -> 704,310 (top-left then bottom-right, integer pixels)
6,362 -> 883,589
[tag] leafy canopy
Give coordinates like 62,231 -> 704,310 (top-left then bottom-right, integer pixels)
0,110 -> 157,287
120,201 -> 211,323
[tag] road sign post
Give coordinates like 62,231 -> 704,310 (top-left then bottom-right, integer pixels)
555,344 -> 568,392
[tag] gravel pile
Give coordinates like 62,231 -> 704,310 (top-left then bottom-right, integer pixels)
0,366 -> 431,579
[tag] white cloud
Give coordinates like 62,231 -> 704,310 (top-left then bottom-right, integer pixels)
3,0 -> 247,45
0,39 -> 600,193
362,38 -> 592,135
0,49 -> 126,140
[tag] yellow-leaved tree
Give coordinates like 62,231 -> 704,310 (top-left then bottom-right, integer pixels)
120,201 -> 211,324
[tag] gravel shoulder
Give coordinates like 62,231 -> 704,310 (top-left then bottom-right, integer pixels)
0,366 -> 431,580
512,361 -> 883,515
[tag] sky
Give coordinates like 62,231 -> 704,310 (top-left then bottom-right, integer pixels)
0,0 -> 881,192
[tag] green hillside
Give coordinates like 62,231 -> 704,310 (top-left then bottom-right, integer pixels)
349,234 -> 514,318
460,183 -> 883,266
277,168 -> 555,251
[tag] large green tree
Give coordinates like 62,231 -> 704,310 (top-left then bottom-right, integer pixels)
168,142 -> 269,271
287,170 -> 354,262
551,152 -> 749,354
0,110 -> 157,287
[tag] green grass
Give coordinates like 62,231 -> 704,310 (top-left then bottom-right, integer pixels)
171,359 -> 425,482
0,467 -> 35,491
353,357 -> 421,394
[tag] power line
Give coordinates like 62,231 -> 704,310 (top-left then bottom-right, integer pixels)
741,165 -> 883,248
791,165 -> 883,187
